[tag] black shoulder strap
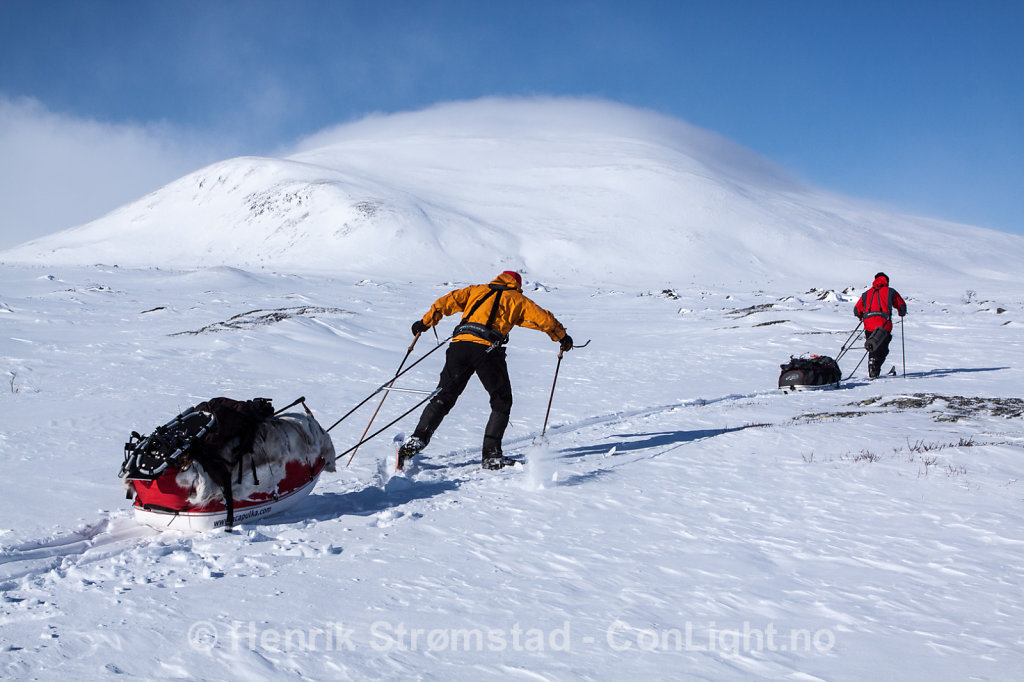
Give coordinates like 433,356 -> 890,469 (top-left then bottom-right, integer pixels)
863,287 -> 892,320
459,285 -> 506,328
878,287 -> 892,319
460,288 -> 497,324
485,289 -> 504,328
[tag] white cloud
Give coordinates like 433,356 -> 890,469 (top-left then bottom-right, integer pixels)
0,95 -> 231,249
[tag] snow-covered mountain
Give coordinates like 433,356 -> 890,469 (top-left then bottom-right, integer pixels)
4,98 -> 1021,287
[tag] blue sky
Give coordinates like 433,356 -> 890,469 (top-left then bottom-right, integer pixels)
1,0 -> 1022,247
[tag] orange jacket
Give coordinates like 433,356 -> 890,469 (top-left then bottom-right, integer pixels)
420,272 -> 568,346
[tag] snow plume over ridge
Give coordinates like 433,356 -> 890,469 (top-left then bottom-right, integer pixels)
0,95 -> 228,250
3,97 -> 1022,287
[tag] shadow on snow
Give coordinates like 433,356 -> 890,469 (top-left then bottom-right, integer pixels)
558,425 -> 760,460
904,366 -> 1009,379
278,477 -> 460,524
843,366 -> 1009,387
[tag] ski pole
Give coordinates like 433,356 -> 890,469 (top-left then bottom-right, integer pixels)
900,317 -> 906,377
346,333 -> 421,467
538,339 -> 590,440
326,334 -> 453,433
539,351 -> 564,440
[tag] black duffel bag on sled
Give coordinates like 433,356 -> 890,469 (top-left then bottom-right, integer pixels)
778,355 -> 842,389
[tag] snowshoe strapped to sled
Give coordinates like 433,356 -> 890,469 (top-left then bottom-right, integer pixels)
120,408 -> 216,481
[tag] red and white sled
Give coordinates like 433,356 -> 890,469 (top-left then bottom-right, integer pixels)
122,403 -> 336,532
129,456 -> 327,532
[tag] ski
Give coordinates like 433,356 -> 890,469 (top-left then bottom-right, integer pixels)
868,366 -> 898,380
395,444 -> 410,473
779,383 -> 840,394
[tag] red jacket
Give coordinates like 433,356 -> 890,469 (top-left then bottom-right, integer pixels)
854,274 -> 907,332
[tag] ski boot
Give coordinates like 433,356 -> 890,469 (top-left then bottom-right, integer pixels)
397,435 -> 426,471
482,447 -> 517,470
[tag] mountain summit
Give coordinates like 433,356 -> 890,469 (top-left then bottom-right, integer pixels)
3,98 -> 1019,286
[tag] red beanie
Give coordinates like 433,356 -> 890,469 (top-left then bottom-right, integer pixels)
502,270 -> 522,287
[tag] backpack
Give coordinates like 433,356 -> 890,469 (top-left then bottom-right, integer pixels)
778,355 -> 842,388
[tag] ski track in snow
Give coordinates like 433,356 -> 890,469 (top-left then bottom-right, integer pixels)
2,265 -> 1024,680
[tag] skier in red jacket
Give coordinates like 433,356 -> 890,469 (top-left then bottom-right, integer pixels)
854,272 -> 907,378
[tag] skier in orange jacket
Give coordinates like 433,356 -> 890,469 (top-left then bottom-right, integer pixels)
399,271 -> 572,470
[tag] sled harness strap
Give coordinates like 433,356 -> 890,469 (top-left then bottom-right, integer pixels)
860,288 -> 895,322
452,284 -> 510,346
235,452 -> 260,486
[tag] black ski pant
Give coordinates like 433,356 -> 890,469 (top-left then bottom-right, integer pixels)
865,328 -> 892,375
412,341 -> 513,455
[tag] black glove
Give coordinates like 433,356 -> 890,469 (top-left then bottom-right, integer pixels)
559,334 -> 573,352
411,320 -> 429,335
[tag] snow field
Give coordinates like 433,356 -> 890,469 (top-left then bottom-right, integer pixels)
2,264 -> 1023,680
